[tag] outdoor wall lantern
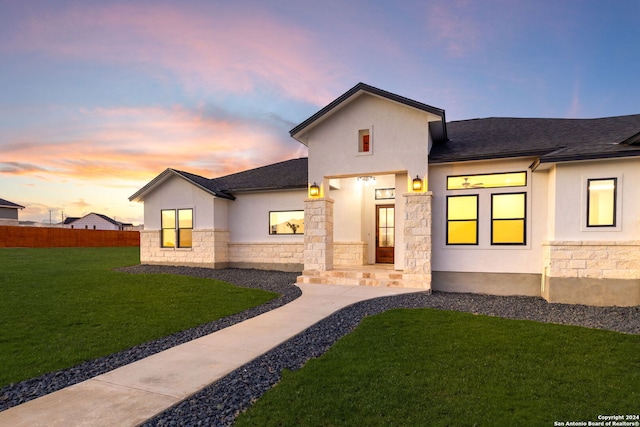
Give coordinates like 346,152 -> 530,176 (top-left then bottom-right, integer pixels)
309,182 -> 320,197
412,175 -> 423,192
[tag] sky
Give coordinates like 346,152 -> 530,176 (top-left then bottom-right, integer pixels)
1,0 -> 639,225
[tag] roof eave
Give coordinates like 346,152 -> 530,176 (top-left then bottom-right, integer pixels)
226,184 -> 307,194
429,149 -> 550,165
537,150 -> 640,165
129,169 -> 235,203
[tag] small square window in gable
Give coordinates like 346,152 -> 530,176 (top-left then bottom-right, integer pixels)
358,129 -> 371,153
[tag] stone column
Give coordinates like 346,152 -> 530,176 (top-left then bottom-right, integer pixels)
303,197 -> 334,271
403,192 -> 432,289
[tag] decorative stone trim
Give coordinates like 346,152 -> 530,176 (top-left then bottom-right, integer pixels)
402,192 -> 433,289
228,242 -> 304,265
140,229 -> 229,267
303,197 -> 334,271
543,240 -> 640,280
333,241 -> 367,266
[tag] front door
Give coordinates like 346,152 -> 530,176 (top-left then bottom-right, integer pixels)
376,205 -> 395,264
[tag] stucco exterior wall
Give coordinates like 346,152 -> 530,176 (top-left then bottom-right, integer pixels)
66,213 -> 122,230
142,175 -> 218,231
429,158 -> 547,275
550,158 -> 640,241
306,93 -> 433,187
227,190 -> 306,242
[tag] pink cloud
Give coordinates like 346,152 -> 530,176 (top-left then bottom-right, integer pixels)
2,3 -> 345,106
1,104 -> 307,184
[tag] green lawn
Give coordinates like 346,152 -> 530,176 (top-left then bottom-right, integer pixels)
237,308 -> 640,427
0,247 -> 277,388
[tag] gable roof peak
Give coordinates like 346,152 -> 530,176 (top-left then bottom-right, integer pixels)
290,82 -> 447,144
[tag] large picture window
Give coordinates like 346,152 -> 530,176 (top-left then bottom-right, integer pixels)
491,193 -> 526,245
161,208 -> 193,248
270,211 -> 304,235
447,195 -> 478,245
587,178 -> 616,227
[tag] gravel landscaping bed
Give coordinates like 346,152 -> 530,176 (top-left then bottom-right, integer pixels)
1,265 -> 638,426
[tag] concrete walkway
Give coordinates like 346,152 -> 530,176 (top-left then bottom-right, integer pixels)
0,283 -> 419,427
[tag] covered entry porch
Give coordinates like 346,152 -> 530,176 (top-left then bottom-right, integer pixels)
301,176 -> 433,290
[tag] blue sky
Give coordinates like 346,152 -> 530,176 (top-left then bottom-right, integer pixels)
1,0 -> 639,224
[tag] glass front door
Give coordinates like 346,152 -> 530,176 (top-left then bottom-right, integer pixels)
376,205 -> 394,264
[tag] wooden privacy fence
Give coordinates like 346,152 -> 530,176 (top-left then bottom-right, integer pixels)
0,226 -> 140,248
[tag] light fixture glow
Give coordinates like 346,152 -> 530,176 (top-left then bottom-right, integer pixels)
412,175 -> 423,192
309,182 -> 320,197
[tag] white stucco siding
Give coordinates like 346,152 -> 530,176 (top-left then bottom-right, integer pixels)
329,177 -> 364,242
68,213 -> 120,230
551,158 -> 640,241
142,175 -> 216,230
307,94 -> 434,185
228,190 -> 306,242
429,158 -> 547,274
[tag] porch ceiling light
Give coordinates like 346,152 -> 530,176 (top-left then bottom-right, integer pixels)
357,176 -> 376,184
309,182 -> 320,197
412,175 -> 423,192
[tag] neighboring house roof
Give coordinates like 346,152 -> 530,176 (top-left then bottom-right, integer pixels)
429,115 -> 640,165
65,213 -> 130,227
0,198 -> 25,209
63,217 -> 80,224
290,82 -> 448,144
129,158 -> 309,202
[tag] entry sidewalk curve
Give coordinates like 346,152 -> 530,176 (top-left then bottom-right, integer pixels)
0,283 -> 419,427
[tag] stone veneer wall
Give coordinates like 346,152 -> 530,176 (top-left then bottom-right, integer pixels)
402,192 -> 432,289
140,229 -> 229,267
542,240 -> 640,306
303,197 -> 334,271
544,241 -> 640,279
333,242 -> 367,266
228,242 -> 303,271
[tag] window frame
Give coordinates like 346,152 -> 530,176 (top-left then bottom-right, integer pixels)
357,128 -> 373,155
269,210 -> 305,235
447,171 -> 527,190
160,208 -> 193,248
490,192 -> 527,246
446,194 -> 479,245
586,177 -> 617,228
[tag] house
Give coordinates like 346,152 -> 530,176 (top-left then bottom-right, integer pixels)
64,213 -> 133,231
0,198 -> 25,226
130,83 -> 640,306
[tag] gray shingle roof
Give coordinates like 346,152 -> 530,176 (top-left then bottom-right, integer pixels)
0,198 -> 25,209
130,158 -> 308,202
213,157 -> 308,192
430,115 -> 640,164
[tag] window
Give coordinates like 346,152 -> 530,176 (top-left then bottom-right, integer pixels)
270,211 -> 304,235
447,172 -> 527,190
587,178 -> 616,227
358,129 -> 371,153
491,193 -> 526,245
161,208 -> 193,248
447,195 -> 478,245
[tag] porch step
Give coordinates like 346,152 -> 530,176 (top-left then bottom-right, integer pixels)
297,268 -> 408,288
